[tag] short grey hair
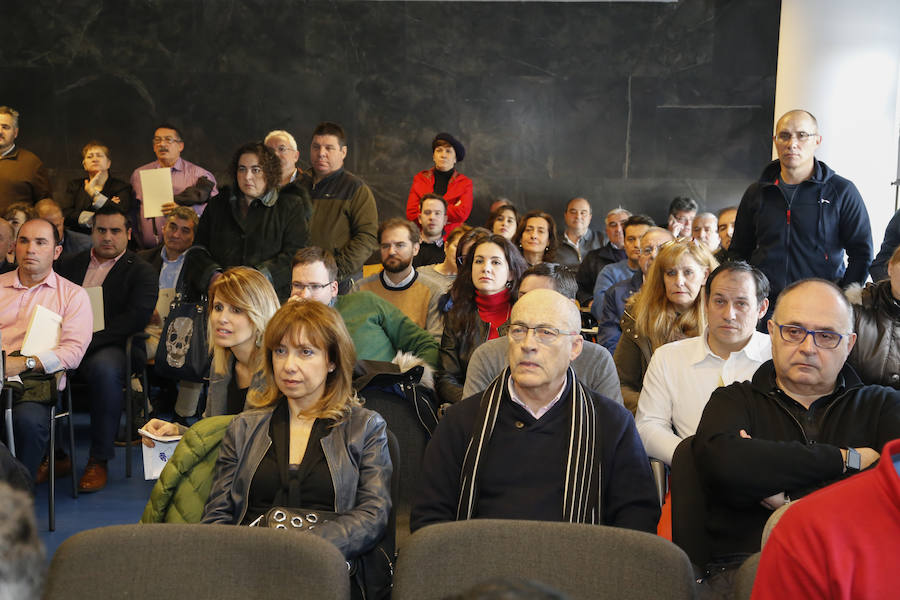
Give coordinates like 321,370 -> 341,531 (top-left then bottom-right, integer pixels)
0,106 -> 19,129
264,130 -> 298,150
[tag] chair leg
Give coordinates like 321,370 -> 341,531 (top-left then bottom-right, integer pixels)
66,385 -> 78,499
4,388 -> 14,457
49,405 -> 56,532
125,379 -> 132,479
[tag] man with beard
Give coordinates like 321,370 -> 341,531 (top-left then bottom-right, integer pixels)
355,218 -> 444,340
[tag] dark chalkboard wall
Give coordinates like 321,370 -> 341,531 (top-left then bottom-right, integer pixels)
3,0 -> 779,229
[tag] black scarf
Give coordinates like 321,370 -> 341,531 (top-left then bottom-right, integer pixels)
456,367 -> 602,523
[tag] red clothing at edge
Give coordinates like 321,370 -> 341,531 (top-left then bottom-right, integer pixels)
752,438 -> 900,600
406,168 -> 473,236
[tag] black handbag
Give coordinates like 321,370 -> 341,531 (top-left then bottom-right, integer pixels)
154,247 -> 210,382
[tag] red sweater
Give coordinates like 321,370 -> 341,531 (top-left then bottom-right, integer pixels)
406,168 -> 473,236
752,438 -> 900,600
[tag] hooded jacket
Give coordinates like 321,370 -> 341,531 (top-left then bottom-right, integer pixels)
729,159 -> 872,299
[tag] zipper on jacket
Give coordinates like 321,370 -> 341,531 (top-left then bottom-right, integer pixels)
237,438 -> 272,525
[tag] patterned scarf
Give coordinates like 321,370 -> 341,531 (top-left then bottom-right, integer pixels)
455,367 -> 601,523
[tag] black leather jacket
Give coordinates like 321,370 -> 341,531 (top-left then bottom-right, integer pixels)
201,402 -> 392,559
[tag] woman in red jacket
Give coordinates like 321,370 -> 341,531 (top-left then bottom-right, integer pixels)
406,133 -> 473,236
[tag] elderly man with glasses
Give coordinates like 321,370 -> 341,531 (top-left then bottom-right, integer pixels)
729,110 -> 872,313
412,288 -> 659,534
691,278 -> 900,593
131,124 -> 218,249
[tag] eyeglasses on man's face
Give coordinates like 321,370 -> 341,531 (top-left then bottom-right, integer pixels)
775,131 -> 819,143
291,282 -> 333,292
505,323 -> 580,345
772,319 -> 847,349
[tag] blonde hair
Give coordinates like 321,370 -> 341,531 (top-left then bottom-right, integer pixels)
208,267 -> 280,377
627,239 -> 718,349
249,300 -> 359,422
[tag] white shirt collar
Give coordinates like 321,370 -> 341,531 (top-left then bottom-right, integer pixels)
507,376 -> 567,420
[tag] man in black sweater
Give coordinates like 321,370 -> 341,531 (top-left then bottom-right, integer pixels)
692,278 -> 900,587
411,289 -> 659,533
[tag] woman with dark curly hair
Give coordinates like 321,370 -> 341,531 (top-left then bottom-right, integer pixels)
513,210 -> 559,266
436,233 -> 527,404
189,142 -> 312,300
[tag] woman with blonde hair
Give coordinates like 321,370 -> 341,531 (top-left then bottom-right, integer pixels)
141,267 -> 280,440
614,239 -> 718,413
202,299 -> 392,579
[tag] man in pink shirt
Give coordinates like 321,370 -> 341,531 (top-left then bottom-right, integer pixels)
130,123 -> 217,248
0,218 -> 92,478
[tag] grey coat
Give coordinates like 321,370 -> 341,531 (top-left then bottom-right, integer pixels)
201,402 -> 392,559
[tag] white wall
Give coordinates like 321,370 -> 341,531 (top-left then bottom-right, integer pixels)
775,0 -> 900,256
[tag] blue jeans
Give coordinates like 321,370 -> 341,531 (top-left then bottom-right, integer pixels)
11,401 -> 52,477
76,345 -> 126,462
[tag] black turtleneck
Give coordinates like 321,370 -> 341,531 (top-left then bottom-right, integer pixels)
433,168 -> 454,195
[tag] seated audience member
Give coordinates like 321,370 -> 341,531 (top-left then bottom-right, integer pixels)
0,218 -> 92,478
437,234 -> 527,405
138,206 -> 203,424
131,124 -> 217,249
595,227 -> 673,354
486,204 -> 518,241
418,225 -> 469,293
691,212 -> 720,252
0,218 -> 14,273
0,106 -> 51,212
412,194 -> 448,268
60,140 -> 133,235
291,247 -> 439,368
715,206 -> 737,263
35,198 -> 91,260
614,239 -> 717,413
556,197 -> 603,266
846,244 -> 900,389
189,141 -> 311,301
263,130 -> 302,186
3,202 -> 36,264
751,439 -> 900,600
576,207 -> 631,305
636,262 -> 771,465
592,215 -> 654,308
57,204 -> 158,492
142,268 -> 280,444
514,210 -> 558,266
692,278 -> 900,585
0,481 -> 45,600
871,208 -> 900,282
488,197 -> 511,216
412,289 -> 660,533
202,300 -> 393,566
463,262 -> 623,404
407,132 -> 472,236
298,122 -> 378,293
355,218 -> 443,339
142,267 -> 280,443
666,196 -> 698,239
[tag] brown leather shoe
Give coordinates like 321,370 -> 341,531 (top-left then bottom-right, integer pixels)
78,458 -> 108,493
35,454 -> 73,484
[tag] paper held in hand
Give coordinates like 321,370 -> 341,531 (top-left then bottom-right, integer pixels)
21,305 -> 62,356
140,167 -> 174,219
138,427 -> 183,480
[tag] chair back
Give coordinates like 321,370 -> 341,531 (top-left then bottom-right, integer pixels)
733,552 -> 761,600
670,435 -> 711,571
44,523 -> 351,599
392,519 -> 696,600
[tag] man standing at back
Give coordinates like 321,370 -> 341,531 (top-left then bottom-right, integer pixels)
556,196 -> 603,266
298,122 -> 378,293
0,106 -> 51,213
730,110 -> 872,308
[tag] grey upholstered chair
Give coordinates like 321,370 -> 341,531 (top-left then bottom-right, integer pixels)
43,524 -> 351,600
392,519 -> 697,600
733,552 -> 761,600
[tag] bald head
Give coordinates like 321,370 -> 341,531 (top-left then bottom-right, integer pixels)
773,279 -> 853,333
511,288 -> 582,334
777,109 -> 818,132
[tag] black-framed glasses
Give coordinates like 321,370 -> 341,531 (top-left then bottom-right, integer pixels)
291,282 -> 333,292
505,323 -> 580,345
772,319 -> 847,349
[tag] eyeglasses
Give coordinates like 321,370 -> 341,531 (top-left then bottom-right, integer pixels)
505,323 -> 580,345
772,320 -> 847,349
291,282 -> 333,292
640,243 -> 667,256
775,131 -> 819,143
152,136 -> 181,145
271,145 -> 296,153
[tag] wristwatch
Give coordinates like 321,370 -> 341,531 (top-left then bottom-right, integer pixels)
24,356 -> 37,371
845,447 -> 861,472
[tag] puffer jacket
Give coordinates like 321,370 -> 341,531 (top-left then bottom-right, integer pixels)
847,280 -> 900,388
201,402 -> 392,560
140,415 -> 236,523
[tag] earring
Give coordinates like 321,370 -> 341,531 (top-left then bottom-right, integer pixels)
255,331 -> 263,347
545,246 -> 550,252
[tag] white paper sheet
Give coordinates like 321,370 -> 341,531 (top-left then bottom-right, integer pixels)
139,167 -> 174,219
138,427 -> 183,480
85,287 -> 105,332
21,305 -> 62,356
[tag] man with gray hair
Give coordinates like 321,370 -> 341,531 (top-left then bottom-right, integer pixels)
0,106 -> 52,213
412,288 -> 659,533
692,277 -> 900,587
264,129 -> 302,186
463,263 -> 622,403
576,207 -> 631,304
